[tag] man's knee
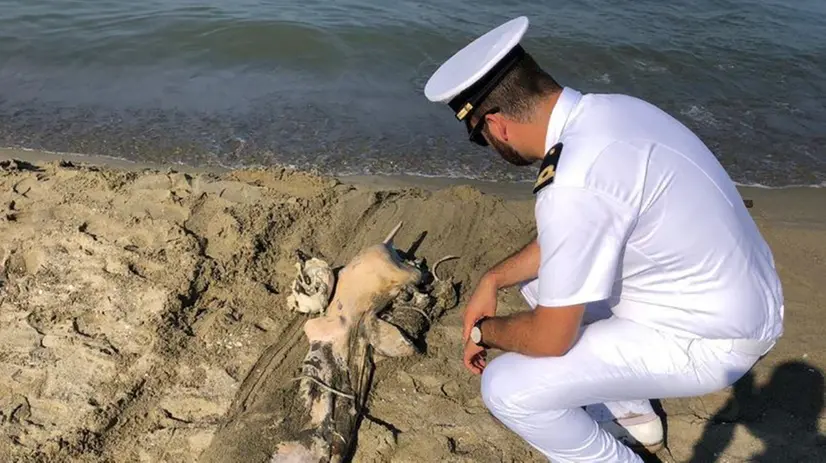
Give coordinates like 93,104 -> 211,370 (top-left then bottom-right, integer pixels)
480,354 -> 566,421
480,354 -> 527,418
480,356 -> 507,415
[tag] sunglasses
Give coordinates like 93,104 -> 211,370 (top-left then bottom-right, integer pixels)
464,106 -> 501,147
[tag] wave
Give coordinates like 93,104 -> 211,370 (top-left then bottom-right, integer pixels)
734,181 -> 826,190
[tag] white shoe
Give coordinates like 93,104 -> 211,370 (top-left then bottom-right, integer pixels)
598,413 -> 664,453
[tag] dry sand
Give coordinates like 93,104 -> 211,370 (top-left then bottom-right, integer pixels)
0,149 -> 824,463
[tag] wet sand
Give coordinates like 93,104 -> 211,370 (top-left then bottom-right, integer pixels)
0,148 -> 824,462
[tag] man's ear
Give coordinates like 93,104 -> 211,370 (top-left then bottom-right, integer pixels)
485,113 -> 508,142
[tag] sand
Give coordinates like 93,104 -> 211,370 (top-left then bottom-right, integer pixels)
0,148 -> 824,463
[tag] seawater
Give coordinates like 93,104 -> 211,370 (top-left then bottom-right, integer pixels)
0,0 -> 824,185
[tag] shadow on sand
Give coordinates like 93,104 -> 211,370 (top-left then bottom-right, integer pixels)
686,360 -> 826,462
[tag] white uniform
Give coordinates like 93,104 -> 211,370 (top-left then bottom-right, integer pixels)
480,87 -> 784,462
423,16 -> 784,462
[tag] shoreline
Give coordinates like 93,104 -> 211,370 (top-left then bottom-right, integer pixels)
0,147 -> 531,198
2,147 -> 824,202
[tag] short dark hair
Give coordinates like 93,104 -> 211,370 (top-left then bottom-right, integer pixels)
473,52 -> 562,124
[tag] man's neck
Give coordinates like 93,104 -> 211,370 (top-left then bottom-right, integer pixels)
515,91 -> 563,161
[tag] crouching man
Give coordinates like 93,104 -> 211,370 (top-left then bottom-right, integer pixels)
422,16 -> 784,462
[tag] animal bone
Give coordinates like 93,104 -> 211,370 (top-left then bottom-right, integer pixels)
363,286 -> 434,359
432,255 -> 459,282
287,253 -> 335,315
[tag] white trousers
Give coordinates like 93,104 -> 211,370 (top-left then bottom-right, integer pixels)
480,280 -> 769,462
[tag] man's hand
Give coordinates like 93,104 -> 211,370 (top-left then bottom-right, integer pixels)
463,338 -> 487,375
461,239 -> 540,344
462,274 -> 498,344
459,238 -> 540,374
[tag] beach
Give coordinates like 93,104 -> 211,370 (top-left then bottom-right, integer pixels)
0,148 -> 823,462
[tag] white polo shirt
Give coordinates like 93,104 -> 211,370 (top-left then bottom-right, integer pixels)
534,87 -> 784,342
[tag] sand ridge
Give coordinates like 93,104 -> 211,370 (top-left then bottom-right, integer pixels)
0,156 -> 824,462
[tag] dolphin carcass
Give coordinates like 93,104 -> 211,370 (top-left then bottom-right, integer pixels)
268,222 -> 458,462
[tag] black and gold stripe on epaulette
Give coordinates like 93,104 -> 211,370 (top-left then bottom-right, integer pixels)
533,143 -> 563,194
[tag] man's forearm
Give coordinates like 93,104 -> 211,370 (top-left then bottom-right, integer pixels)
479,311 -> 543,355
480,306 -> 583,358
484,238 -> 540,289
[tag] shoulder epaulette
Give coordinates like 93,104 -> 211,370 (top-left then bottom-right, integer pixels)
533,142 -> 563,194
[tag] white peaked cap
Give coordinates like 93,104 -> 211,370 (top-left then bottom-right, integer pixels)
424,16 -> 530,121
